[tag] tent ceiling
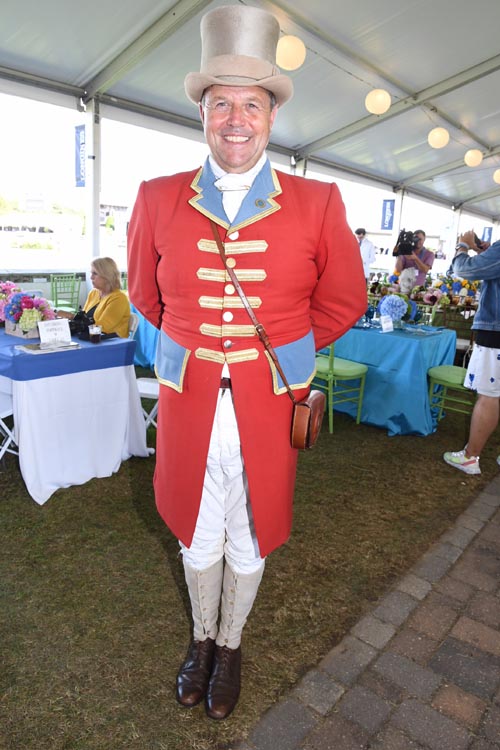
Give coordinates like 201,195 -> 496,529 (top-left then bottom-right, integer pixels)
2,0 -> 500,220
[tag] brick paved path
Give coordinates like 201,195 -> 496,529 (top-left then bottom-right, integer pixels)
236,473 -> 500,750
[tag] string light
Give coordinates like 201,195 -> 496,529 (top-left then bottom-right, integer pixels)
427,127 -> 450,149
493,169 -> 500,185
276,35 -> 306,71
364,89 -> 391,115
464,149 -> 483,167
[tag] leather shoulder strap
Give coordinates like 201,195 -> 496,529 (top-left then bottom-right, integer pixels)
209,219 -> 296,403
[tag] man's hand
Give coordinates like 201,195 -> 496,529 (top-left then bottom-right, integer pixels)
459,230 -> 481,250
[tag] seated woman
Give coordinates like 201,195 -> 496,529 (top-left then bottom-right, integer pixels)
58,258 -> 130,337
84,257 -> 130,338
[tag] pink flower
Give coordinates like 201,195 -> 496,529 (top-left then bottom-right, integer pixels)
423,289 -> 443,305
21,297 -> 35,309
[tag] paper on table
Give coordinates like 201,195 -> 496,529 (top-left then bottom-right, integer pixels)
380,315 -> 394,332
15,341 -> 80,354
38,318 -> 72,349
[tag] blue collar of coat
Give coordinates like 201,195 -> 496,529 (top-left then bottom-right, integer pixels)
188,157 -> 282,231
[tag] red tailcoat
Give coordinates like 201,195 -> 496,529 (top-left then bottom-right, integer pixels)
128,165 -> 366,557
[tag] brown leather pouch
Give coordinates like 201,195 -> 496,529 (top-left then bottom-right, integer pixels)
210,219 -> 325,450
291,390 -> 326,449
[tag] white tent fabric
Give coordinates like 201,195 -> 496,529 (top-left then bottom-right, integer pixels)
1,0 -> 500,220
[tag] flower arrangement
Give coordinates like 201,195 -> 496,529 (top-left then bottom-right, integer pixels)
0,281 -> 21,299
422,288 -> 444,305
0,282 -> 21,322
432,275 -> 480,298
378,293 -> 409,321
3,291 -> 56,333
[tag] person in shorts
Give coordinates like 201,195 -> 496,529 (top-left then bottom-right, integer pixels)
443,231 -> 500,475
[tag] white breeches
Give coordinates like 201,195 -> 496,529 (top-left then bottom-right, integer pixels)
180,388 -> 266,575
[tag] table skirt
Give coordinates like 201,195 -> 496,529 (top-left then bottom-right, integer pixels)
11,365 -> 150,504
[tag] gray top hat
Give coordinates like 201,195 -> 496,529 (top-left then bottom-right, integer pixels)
184,5 -> 293,106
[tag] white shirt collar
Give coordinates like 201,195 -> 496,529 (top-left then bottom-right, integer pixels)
209,152 -> 267,187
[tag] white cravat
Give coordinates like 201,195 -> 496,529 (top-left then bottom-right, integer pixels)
210,153 -> 266,223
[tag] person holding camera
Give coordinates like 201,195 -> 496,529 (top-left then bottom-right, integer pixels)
443,231 -> 500,475
395,229 -> 434,286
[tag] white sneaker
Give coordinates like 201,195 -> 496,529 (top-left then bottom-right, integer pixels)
443,450 -> 481,475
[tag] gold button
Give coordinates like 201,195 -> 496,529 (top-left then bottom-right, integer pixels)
222,311 -> 233,322
224,284 -> 235,295
226,257 -> 236,268
228,231 -> 239,240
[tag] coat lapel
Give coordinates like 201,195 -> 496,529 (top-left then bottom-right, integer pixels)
188,158 -> 283,231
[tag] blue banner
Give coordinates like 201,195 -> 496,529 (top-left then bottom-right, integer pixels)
482,226 -> 492,243
381,199 -> 395,231
75,124 -> 86,187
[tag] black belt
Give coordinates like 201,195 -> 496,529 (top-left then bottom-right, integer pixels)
220,377 -> 232,390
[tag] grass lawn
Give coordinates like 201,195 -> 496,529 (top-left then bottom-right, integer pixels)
1,405 -> 499,750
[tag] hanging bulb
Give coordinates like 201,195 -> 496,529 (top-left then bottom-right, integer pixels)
493,169 -> 500,185
276,35 -> 306,71
364,89 -> 391,115
464,149 -> 483,167
427,127 -> 450,149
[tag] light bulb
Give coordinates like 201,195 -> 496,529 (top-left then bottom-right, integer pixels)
364,89 -> 391,115
276,36 -> 306,71
494,169 -> 500,185
427,127 -> 450,149
464,149 -> 483,167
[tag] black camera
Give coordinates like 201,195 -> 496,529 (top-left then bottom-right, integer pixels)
395,229 -> 418,256
69,307 -> 94,338
473,233 -> 484,250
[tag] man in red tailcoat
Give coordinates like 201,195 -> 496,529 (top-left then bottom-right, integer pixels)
128,3 -> 367,721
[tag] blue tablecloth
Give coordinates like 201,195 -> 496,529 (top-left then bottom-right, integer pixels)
325,325 -> 457,436
0,328 -> 136,381
130,304 -> 159,369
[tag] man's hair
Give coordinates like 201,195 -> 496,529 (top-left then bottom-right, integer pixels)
414,229 -> 426,238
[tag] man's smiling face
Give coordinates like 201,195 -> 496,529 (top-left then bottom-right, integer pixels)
200,85 -> 278,173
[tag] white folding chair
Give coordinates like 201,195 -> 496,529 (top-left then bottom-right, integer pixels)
0,392 -> 18,462
136,376 -> 160,429
128,312 -> 139,338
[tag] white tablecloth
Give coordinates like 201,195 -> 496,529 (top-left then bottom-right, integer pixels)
0,364 -> 150,504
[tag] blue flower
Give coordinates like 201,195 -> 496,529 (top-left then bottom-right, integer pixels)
378,294 -> 408,321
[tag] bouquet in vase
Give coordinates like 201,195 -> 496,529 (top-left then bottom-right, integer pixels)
3,291 -> 56,336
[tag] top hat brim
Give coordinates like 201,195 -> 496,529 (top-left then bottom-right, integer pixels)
184,72 -> 293,107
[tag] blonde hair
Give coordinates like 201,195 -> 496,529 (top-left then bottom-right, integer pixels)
91,257 -> 121,292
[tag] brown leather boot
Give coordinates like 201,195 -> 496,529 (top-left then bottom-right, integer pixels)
205,644 -> 242,720
176,637 -> 215,707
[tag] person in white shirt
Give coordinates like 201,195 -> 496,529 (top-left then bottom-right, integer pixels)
355,228 -> 376,280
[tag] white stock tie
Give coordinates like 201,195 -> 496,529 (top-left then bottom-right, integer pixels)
214,174 -> 251,223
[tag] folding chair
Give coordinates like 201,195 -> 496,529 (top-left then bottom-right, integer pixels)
128,312 -> 139,338
0,392 -> 18,462
313,343 -> 368,433
50,273 -> 81,313
136,376 -> 160,430
428,364 -> 475,422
